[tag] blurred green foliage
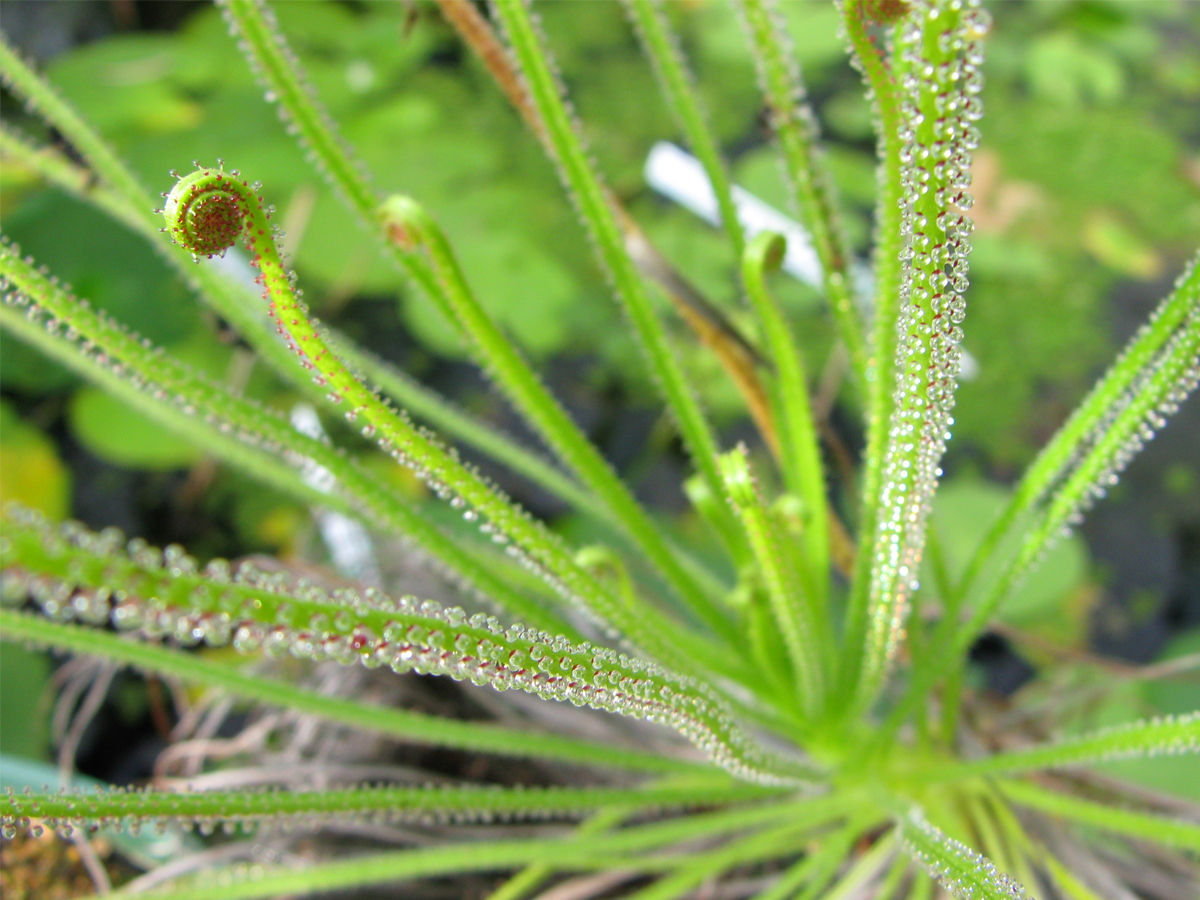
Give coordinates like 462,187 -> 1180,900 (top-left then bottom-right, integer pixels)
0,400 -> 70,518
0,642 -> 51,759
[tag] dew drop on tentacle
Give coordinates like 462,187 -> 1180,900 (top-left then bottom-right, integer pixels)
866,0 -> 991,673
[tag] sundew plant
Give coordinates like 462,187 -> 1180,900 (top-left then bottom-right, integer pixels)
1,0 -> 1199,897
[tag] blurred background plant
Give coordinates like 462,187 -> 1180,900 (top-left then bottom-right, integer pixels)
1,0 -> 1198,895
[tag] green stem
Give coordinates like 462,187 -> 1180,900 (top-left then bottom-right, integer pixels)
380,197 -> 734,639
999,779 -> 1200,853
2,779 -> 777,834
751,816 -> 879,900
734,0 -> 868,386
952,252 -> 1200,608
217,0 -> 377,222
81,796 -> 842,900
720,446 -> 824,719
834,0 -> 910,710
624,818 -> 836,900
911,712 -> 1200,784
491,0 -> 742,552
485,807 -> 633,900
0,37 -> 146,211
622,0 -> 745,260
742,231 -> 832,616
0,609 -> 698,774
